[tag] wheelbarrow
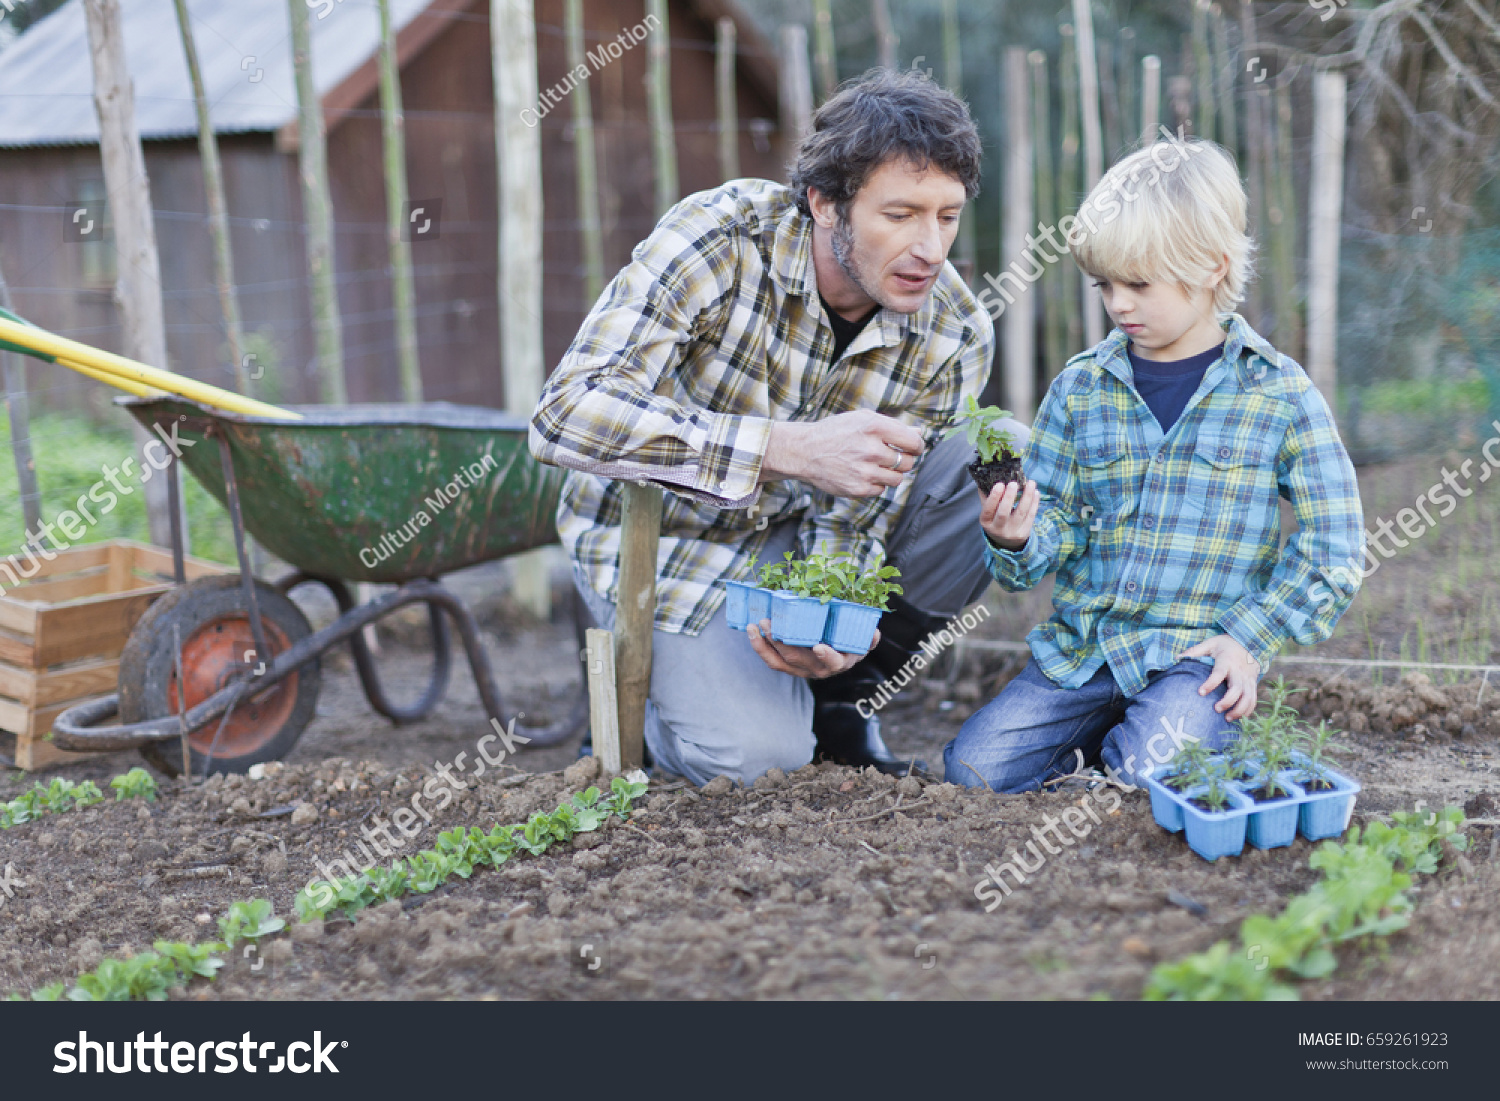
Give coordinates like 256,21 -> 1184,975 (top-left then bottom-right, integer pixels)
52,396 -> 587,776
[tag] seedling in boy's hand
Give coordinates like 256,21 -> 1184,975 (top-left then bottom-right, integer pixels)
946,395 -> 1025,496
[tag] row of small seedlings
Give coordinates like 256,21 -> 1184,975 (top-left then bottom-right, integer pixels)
1144,681 -> 1361,861
723,551 -> 902,652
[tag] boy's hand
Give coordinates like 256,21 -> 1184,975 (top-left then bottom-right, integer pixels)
747,621 -> 876,679
980,480 -> 1040,551
1179,635 -> 1260,720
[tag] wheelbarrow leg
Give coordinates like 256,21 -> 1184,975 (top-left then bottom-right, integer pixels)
211,426 -> 271,669
280,574 -> 453,724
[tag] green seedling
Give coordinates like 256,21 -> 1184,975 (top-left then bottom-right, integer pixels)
1299,720 -> 1339,787
1162,738 -> 1212,791
110,767 -> 158,802
756,550 -> 902,610
217,899 -> 286,947
945,395 -> 1018,463
154,940 -> 226,982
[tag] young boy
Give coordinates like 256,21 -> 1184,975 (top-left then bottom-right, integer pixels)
943,138 -> 1365,793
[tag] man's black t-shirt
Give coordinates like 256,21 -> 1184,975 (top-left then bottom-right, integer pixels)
821,295 -> 880,363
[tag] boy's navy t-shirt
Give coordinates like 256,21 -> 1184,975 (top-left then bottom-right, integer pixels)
1127,341 -> 1225,435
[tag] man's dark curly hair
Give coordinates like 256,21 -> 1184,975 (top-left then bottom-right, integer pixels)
788,68 -> 983,219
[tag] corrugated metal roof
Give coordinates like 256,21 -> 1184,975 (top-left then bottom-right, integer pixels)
0,0 -> 434,148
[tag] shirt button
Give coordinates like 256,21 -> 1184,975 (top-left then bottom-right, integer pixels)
1126,581 -> 1137,593
1143,517 -> 1154,529
1100,624 -> 1112,636
1218,447 -> 1231,459
1154,453 -> 1165,463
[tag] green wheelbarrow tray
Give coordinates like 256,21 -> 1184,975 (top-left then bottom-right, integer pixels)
121,396 -> 566,582
50,397 -> 587,772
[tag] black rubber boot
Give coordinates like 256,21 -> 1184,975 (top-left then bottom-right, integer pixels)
809,595 -> 947,778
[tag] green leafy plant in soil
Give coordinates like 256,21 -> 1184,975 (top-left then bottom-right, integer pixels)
6,777 -> 653,1001
945,395 -> 1023,496
1,767 -> 160,829
1144,807 -> 1469,1001
753,550 -> 902,610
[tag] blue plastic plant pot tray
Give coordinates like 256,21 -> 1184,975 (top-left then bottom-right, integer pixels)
724,580 -> 754,630
769,591 -> 830,647
724,582 -> 773,632
824,599 -> 881,654
1295,767 -> 1361,841
1143,772 -> 1187,833
1179,784 -> 1254,861
1241,772 -> 1307,850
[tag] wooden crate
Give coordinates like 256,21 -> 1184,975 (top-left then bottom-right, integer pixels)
0,540 -> 229,769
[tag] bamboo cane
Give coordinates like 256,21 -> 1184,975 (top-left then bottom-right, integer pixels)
0,259 -> 40,536
942,0 -> 974,281
716,17 -> 740,183
1191,0 -> 1215,142
1140,54 -> 1161,146
1240,2 -> 1266,329
1118,27 -> 1136,149
1209,3 -> 1237,157
811,0 -> 836,102
570,0 -> 606,305
1071,0 -> 1105,346
1059,23 -> 1082,357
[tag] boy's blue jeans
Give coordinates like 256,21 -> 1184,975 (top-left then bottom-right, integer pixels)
942,656 -> 1243,792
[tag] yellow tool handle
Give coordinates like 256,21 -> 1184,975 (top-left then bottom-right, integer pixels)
0,315 -> 301,421
58,356 -> 161,398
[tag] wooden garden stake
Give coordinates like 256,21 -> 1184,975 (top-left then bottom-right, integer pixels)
1140,54 -> 1161,147
83,0 -> 181,549
1058,24 -> 1082,357
810,0 -> 836,102
943,0 -> 974,281
1071,0 -> 1105,346
286,0 -> 347,404
569,0 -> 605,304
779,25 -> 813,144
0,256 -> 40,537
1307,70 -> 1347,404
584,628 -> 621,774
716,17 -> 740,182
377,0 -> 422,402
1030,50 -> 1066,384
172,0 -> 248,395
1003,47 -> 1034,417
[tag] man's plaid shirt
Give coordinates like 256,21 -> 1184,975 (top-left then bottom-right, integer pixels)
986,313 -> 1365,696
530,179 -> 992,634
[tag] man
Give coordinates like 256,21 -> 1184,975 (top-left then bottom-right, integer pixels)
530,69 -> 1024,785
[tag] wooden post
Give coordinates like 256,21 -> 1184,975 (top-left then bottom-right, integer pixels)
1140,54 -> 1161,146
1307,70 -> 1345,404
779,25 -> 813,144
1030,50 -> 1065,385
492,0 -> 550,621
82,0 -> 179,550
1058,23 -> 1081,357
1191,0 -> 1215,142
1268,76 -> 1299,358
871,0 -> 897,70
1118,27 -> 1136,149
613,0 -> 678,773
1098,38 -> 1120,162
0,257 -> 40,537
646,0 -> 677,221
377,0 -> 422,402
942,0 -> 974,281
1240,2 -> 1266,330
810,0 -> 836,102
716,17 -> 740,182
1209,3 -> 1237,156
1071,0 -> 1105,347
570,0 -> 606,304
584,628 -> 621,774
287,0 -> 346,404
172,0 -> 247,395
1003,48 -> 1034,417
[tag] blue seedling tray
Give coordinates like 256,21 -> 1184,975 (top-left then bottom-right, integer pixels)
1292,766 -> 1361,841
1178,784 -> 1255,861
1143,772 -> 1190,833
1240,771 -> 1307,850
724,580 -> 772,630
824,599 -> 882,654
769,591 -> 830,647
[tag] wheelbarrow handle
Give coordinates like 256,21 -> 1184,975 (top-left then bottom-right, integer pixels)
50,695 -> 182,751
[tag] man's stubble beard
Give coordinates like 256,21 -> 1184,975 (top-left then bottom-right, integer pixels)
830,215 -> 888,313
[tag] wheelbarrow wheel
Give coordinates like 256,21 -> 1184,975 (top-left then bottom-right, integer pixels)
120,575 -> 321,777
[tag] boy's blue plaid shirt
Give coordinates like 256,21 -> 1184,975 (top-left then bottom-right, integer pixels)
987,313 -> 1365,696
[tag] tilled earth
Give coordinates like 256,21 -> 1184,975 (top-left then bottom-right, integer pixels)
1,654 -> 1497,1001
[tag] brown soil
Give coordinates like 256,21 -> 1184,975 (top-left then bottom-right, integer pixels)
966,452 -> 1025,498
3,448 -> 1499,1001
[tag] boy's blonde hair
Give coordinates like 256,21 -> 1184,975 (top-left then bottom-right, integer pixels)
1067,137 -> 1255,316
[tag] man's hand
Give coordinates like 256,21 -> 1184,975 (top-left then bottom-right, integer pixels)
1179,634 -> 1260,721
747,620 -> 876,679
761,411 -> 926,497
979,480 -> 1040,551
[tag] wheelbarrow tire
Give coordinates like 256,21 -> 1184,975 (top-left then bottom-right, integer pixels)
120,575 -> 321,777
